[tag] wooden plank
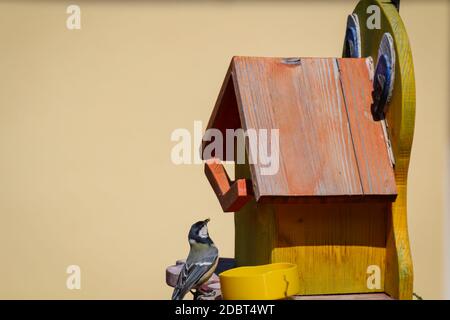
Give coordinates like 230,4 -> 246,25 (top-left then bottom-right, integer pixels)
291,293 -> 393,300
338,58 -> 397,198
232,57 -> 363,200
272,202 -> 388,295
205,159 -> 232,196
202,67 -> 242,161
353,0 -> 415,300
204,159 -> 253,212
220,179 -> 253,212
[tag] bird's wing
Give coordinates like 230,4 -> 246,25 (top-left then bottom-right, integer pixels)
171,246 -> 218,300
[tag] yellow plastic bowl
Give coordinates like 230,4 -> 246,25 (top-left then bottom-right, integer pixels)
219,263 -> 300,300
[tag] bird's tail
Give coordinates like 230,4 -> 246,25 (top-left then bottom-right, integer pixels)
171,286 -> 185,300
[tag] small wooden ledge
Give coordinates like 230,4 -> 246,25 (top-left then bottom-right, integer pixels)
290,293 -> 393,300
204,159 -> 253,212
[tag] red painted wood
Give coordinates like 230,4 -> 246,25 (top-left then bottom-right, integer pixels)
233,57 -> 363,200
338,58 -> 397,198
202,68 -> 241,161
203,56 -> 397,205
204,159 -> 253,212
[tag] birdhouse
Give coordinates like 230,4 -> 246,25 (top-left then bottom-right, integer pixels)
202,0 -> 415,300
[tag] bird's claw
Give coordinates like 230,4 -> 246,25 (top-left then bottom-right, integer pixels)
192,285 -> 221,300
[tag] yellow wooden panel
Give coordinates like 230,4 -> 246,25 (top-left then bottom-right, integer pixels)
272,203 -> 387,295
235,159 -> 389,295
234,162 -> 277,267
353,0 -> 415,300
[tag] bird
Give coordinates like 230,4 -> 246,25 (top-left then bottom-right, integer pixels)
172,218 -> 219,300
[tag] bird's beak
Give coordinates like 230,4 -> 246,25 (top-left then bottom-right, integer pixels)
204,218 -> 210,224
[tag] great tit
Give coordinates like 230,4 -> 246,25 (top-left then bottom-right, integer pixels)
172,218 -> 219,300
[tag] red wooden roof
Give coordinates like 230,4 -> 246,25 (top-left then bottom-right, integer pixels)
202,56 -> 397,202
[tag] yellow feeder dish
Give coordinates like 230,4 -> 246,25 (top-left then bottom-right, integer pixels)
219,263 -> 300,300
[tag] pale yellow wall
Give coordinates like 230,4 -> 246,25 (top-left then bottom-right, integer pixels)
403,1 -> 449,300
0,0 -> 448,299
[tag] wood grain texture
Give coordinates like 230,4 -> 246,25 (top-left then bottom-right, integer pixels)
204,159 -> 253,212
291,293 -> 393,300
233,57 -> 362,200
235,159 -> 389,296
337,58 -> 397,197
272,202 -> 388,295
353,0 -> 415,300
204,57 -> 396,203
